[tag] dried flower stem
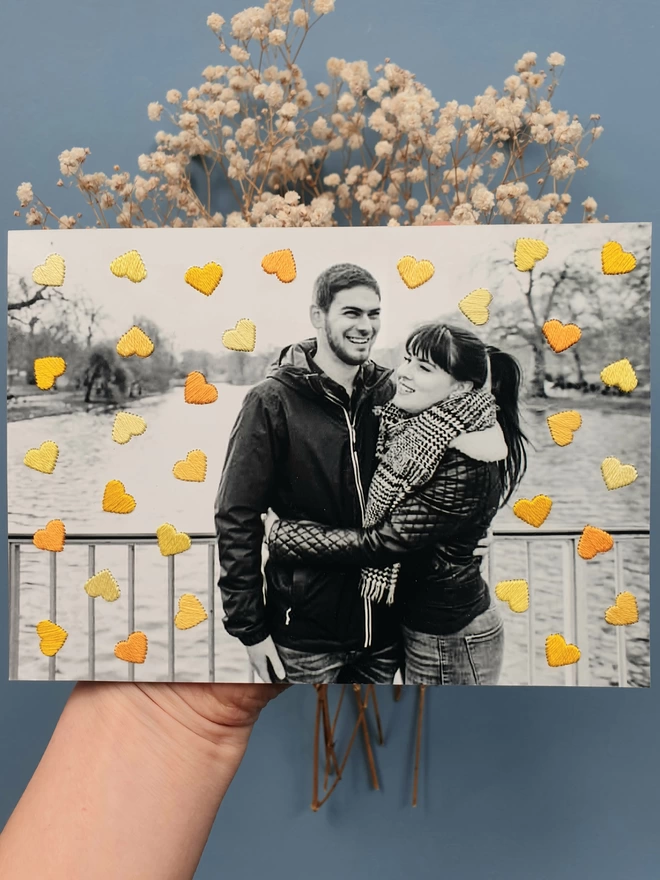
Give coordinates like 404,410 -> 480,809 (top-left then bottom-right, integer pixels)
353,685 -> 379,790
412,685 -> 427,807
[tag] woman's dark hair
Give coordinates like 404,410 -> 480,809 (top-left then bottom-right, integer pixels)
406,322 -> 528,503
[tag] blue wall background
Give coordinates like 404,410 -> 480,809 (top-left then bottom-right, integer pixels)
1,1 -> 658,876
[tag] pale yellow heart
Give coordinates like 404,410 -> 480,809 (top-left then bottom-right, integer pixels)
495,579 -> 529,613
600,358 -> 637,393
33,519 -> 66,552
396,255 -> 435,289
185,261 -> 223,295
116,326 -> 154,358
601,457 -> 637,491
547,411 -> 582,447
514,238 -> 549,271
102,479 -> 136,514
157,523 -> 192,556
112,411 -> 147,444
32,254 -> 65,287
36,620 -> 68,657
601,241 -> 636,275
605,591 -> 639,626
109,249 -> 147,283
84,569 -> 121,602
115,631 -> 148,663
513,494 -> 552,528
577,526 -> 614,560
34,356 -> 66,390
261,249 -> 297,283
222,318 -> 256,352
542,319 -> 582,353
174,594 -> 208,630
545,633 -> 580,667
173,450 -> 207,482
459,288 -> 492,325
24,440 -> 59,474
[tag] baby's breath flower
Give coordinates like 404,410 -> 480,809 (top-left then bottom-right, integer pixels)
293,8 -> 309,27
166,89 -> 182,104
268,28 -> 286,45
582,196 -> 597,212
323,173 -> 341,186
550,155 -> 576,179
25,206 -> 44,226
547,52 -> 566,66
313,0 -> 335,14
16,182 -> 33,207
58,215 -> 77,229
326,56 -> 345,77
148,102 -> 163,121
207,13 -> 225,33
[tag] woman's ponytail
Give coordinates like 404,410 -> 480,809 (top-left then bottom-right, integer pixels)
487,345 -> 529,503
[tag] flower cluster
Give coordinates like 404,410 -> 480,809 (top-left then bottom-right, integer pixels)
15,1 -> 604,229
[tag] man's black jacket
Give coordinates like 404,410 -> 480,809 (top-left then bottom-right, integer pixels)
214,339 -> 398,653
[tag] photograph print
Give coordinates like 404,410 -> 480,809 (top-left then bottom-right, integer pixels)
6,222 -> 650,686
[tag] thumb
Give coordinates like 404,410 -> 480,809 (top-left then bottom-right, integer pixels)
268,647 -> 286,681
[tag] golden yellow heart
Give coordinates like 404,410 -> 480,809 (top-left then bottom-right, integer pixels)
24,440 -> 59,474
157,523 -> 192,556
84,569 -> 121,602
102,479 -> 136,514
545,633 -> 580,667
514,238 -> 549,272
396,255 -> 435,289
116,326 -> 154,358
33,519 -> 66,552
547,410 -> 582,447
577,526 -> 614,560
601,457 -> 637,491
605,591 -> 639,626
36,620 -> 68,657
222,318 -> 256,352
513,494 -> 552,528
261,249 -> 297,283
600,358 -> 637,393
459,288 -> 492,325
495,579 -> 529,613
173,449 -> 207,482
112,411 -> 147,444
109,249 -> 147,283
185,261 -> 223,295
601,241 -> 636,275
542,319 -> 582,353
114,631 -> 148,663
32,254 -> 65,287
34,356 -> 66,390
174,594 -> 208,630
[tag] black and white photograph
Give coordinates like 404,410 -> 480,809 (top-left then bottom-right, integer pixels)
6,223 -> 651,686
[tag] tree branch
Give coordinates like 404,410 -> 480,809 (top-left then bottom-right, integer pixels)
7,287 -> 47,311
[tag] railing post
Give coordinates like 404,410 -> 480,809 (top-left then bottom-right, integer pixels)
8,543 -> 20,680
168,555 -> 175,682
49,551 -> 57,681
127,544 -> 135,682
573,540 -> 591,687
207,543 -> 215,683
88,546 -> 96,681
613,542 -> 629,687
561,541 -> 578,687
525,540 -> 535,686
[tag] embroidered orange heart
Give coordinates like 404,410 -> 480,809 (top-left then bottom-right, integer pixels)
545,633 -> 580,667
261,249 -> 297,283
102,480 -> 136,514
174,594 -> 208,630
110,250 -> 147,283
577,525 -> 614,560
600,358 -> 638,393
185,261 -> 223,295
114,631 -> 148,663
513,495 -> 552,528
547,411 -> 582,447
34,357 -> 66,390
601,457 -> 638,491
84,569 -> 121,602
156,523 -> 192,556
116,326 -> 154,358
32,254 -> 66,287
397,255 -> 435,289
601,241 -> 636,275
495,579 -> 529,613
542,319 -> 582,353
605,591 -> 639,626
184,371 -> 218,404
173,449 -> 207,482
33,519 -> 66,552
36,620 -> 68,657
24,441 -> 59,474
514,238 -> 549,271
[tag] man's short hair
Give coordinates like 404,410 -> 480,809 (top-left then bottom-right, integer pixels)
313,263 -> 381,312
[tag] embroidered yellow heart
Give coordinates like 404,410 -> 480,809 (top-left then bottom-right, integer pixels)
601,457 -> 637,491
222,318 -> 256,352
102,480 -> 136,514
34,356 -> 66,390
173,450 -> 207,482
174,594 -> 208,630
542,319 -> 582,353
396,255 -> 435,289
514,238 -> 549,272
185,261 -> 223,295
115,631 -> 148,663
495,579 -> 529,613
184,371 -> 218,405
547,411 -> 582,447
36,620 -> 68,657
261,249 -> 297,283
24,441 -> 59,474
605,591 -> 639,626
601,241 -> 636,275
545,633 -> 580,667
32,254 -> 65,287
112,412 -> 147,444
33,519 -> 66,552
157,523 -> 192,556
116,326 -> 154,358
110,249 -> 147,283
459,288 -> 492,325
513,495 -> 552,528
577,525 -> 614,560
600,358 -> 637,393
84,569 -> 121,602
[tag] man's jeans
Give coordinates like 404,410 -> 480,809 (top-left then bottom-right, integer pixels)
275,641 -> 401,684
402,605 -> 504,686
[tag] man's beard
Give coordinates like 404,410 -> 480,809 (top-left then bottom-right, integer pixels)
324,322 -> 373,366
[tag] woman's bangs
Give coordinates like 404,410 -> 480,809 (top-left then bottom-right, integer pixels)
406,324 -> 451,370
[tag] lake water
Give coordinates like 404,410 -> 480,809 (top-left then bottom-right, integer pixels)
8,385 -> 650,686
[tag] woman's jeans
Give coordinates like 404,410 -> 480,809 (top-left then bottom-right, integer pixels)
402,605 -> 504,685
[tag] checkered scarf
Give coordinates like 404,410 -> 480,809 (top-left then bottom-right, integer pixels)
360,388 -> 496,605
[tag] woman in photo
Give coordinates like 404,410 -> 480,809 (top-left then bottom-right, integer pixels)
266,323 -> 528,686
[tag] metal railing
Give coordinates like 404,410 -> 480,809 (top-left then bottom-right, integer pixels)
7,527 -> 649,686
